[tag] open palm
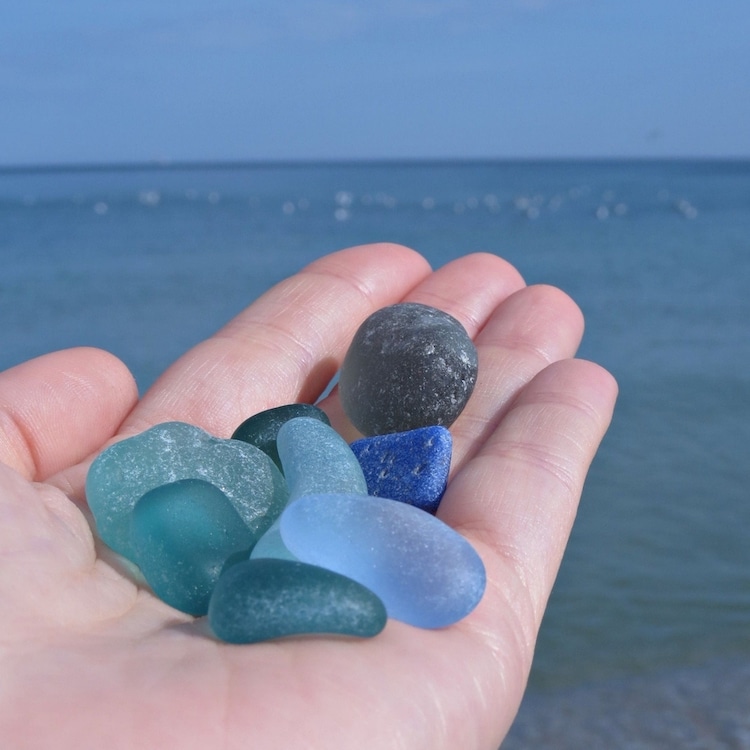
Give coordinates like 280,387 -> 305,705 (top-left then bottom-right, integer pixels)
0,245 -> 616,749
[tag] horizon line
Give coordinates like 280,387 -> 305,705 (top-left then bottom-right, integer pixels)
1,155 -> 749,175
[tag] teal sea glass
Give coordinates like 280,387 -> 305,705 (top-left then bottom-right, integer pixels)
232,404 -> 330,471
280,493 -> 486,629
131,479 -> 256,616
86,421 -> 288,559
208,558 -> 388,644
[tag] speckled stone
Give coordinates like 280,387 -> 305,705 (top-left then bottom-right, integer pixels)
208,558 -> 387,644
338,303 -> 478,436
280,492 -> 486,628
350,425 -> 452,514
231,404 -> 330,471
86,421 -> 288,560
131,479 -> 256,616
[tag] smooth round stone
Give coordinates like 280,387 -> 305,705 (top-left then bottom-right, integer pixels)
131,479 -> 256,616
279,493 -> 486,629
208,558 -> 387,644
86,421 -> 288,559
232,404 -> 330,471
350,425 -> 452,514
338,302 -> 478,436
276,416 -> 368,501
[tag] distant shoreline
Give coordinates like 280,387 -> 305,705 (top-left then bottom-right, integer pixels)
2,156 -> 750,176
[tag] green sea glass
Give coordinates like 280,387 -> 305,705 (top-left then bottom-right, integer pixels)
131,479 -> 256,616
232,404 -> 330,471
86,421 -> 288,559
208,558 -> 387,643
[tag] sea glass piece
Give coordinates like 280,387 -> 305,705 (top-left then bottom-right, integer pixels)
86,421 -> 288,560
276,416 -> 368,501
232,404 -> 330,471
208,558 -> 388,644
350,425 -> 452,514
338,302 -> 478,436
250,417 -> 367,560
131,479 -> 256,616
280,493 -> 485,629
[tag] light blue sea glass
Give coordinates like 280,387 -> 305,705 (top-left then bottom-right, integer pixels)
250,416 -> 367,560
350,426 -> 452,514
279,493 -> 486,629
131,479 -> 256,616
276,417 -> 368,501
86,421 -> 288,560
208,558 -> 388,644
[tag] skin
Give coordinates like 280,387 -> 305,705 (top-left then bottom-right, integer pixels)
0,244 -> 617,749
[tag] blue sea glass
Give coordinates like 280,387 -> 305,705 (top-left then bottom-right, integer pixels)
231,404 -> 330,471
276,417 -> 368,501
208,558 -> 387,644
250,416 -> 367,560
279,493 -> 486,629
86,421 -> 288,560
350,426 -> 452,513
131,479 -> 256,616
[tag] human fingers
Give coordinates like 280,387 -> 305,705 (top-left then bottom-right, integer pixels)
120,243 -> 432,438
321,251 -> 527,439
0,348 -> 138,481
443,358 -> 617,638
449,283 -> 586,472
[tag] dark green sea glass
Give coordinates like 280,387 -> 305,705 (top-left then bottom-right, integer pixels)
232,403 -> 330,471
208,558 -> 387,644
131,479 -> 256,616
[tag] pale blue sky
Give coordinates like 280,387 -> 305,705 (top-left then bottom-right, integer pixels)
2,0 -> 748,165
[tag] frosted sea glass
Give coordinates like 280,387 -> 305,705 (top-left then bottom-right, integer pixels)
231,404 -> 330,471
350,425 -> 452,514
208,558 -> 387,644
280,493 -> 485,629
338,303 -> 478,436
250,416 -> 367,560
131,479 -> 256,616
276,417 -> 368,501
86,421 -> 288,559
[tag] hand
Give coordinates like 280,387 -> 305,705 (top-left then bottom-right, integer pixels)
0,244 -> 616,749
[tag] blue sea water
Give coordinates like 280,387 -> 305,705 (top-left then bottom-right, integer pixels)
2,160 -> 749,744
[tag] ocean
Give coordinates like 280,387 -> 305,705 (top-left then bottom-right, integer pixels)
2,160 -> 749,746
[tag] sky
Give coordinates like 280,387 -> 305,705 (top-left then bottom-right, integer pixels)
2,0 -> 748,165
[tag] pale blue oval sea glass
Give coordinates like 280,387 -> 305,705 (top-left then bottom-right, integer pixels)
279,493 -> 486,629
131,479 -> 256,616
86,421 -> 288,560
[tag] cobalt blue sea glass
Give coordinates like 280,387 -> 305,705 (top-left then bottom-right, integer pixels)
279,492 -> 486,629
350,425 -> 452,513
